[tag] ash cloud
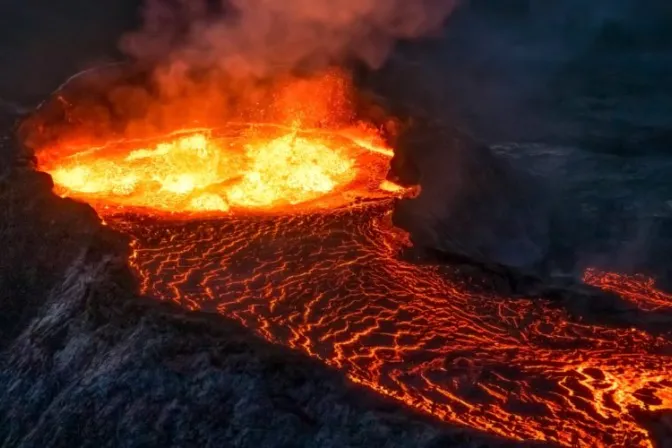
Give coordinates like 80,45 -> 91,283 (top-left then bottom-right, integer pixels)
120,0 -> 459,78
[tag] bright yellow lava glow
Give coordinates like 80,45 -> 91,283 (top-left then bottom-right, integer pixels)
44,126 -> 402,215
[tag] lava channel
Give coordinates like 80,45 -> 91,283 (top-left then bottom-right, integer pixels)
39,127 -> 672,448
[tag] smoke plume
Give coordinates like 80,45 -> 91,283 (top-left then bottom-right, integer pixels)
121,0 -> 459,78
22,0 -> 460,163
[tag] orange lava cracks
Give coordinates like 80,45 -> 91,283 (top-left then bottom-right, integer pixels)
30,69 -> 672,447
584,269 -> 672,312
38,124 -> 672,446
101,204 -> 672,448
40,124 -> 397,215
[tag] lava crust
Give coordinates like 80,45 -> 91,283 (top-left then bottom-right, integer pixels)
30,121 -> 672,447
19,68 -> 672,447
102,197 -> 672,448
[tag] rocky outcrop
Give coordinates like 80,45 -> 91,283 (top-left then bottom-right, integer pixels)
390,119 -> 551,270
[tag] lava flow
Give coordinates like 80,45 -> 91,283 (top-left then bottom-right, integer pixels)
34,74 -> 672,447
585,269 -> 672,312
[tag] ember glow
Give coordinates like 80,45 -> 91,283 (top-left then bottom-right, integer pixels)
33,71 -> 672,447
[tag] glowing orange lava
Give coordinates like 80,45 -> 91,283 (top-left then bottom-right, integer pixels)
31,70 -> 672,448
585,268 -> 672,312
41,124 -> 400,215
106,207 -> 672,448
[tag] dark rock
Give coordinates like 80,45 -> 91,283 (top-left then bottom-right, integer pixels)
391,119 -> 550,270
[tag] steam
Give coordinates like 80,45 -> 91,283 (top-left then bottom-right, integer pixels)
121,0 -> 459,78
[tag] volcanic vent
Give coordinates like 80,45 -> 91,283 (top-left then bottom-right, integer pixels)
17,0 -> 672,443
20,63 -> 672,448
29,69 -> 407,216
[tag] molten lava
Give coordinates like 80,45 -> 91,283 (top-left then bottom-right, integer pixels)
584,268 -> 672,312
33,71 -> 672,448
105,208 -> 672,448
42,124 -> 397,215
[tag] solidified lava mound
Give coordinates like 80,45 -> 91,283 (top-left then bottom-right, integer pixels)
5,65 -> 672,447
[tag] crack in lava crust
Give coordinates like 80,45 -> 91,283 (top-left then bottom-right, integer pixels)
101,202 -> 672,448
38,125 -> 672,447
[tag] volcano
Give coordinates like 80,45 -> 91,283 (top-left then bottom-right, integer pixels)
9,64 -> 671,448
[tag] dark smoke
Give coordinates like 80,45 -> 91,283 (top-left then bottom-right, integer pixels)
358,0 -> 672,277
375,0 -> 672,146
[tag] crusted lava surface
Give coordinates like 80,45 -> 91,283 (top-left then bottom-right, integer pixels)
104,193 -> 672,447
4,82 -> 672,447
0,166 -> 521,448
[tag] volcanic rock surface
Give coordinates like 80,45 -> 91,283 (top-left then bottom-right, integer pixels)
3,117 -> 672,447
3,2 -> 672,447
0,133 -> 525,447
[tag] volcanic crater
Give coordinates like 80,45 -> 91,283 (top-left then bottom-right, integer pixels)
8,65 -> 672,448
